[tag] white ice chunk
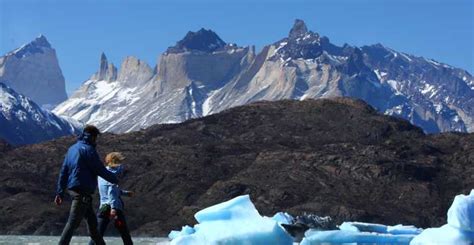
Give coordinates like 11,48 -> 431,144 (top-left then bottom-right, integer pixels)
168,225 -> 195,240
339,222 -> 387,233
301,229 -> 415,245
448,189 -> 474,231
272,212 -> 294,225
194,195 -> 261,223
410,190 -> 474,245
388,224 -> 423,235
410,224 -> 474,245
172,218 -> 293,245
340,222 -> 422,235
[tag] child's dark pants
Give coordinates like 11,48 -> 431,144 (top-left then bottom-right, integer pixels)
89,205 -> 133,245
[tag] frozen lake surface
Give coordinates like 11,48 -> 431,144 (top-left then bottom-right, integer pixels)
0,236 -> 170,244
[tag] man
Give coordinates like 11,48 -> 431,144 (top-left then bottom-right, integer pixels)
55,125 -> 118,245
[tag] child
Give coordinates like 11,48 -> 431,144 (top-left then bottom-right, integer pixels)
89,152 -> 134,245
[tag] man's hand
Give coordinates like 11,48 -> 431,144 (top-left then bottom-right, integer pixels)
54,195 -> 63,206
110,208 -> 117,219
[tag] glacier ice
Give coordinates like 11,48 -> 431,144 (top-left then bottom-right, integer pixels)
387,224 -> 423,235
169,195 -> 293,245
194,195 -> 261,223
300,222 -> 419,245
410,189 -> 474,245
168,225 -> 195,240
410,224 -> 474,245
301,229 -> 416,245
168,190 -> 474,245
339,222 -> 422,235
171,218 -> 293,245
271,212 -> 294,225
447,189 -> 474,232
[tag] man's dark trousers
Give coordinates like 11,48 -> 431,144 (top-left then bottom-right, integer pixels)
58,190 -> 105,245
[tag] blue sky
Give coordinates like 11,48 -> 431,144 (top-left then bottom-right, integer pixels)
1,0 -> 473,95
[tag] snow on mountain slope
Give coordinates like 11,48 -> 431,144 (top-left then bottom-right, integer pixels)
0,83 -> 81,145
54,20 -> 474,134
55,30 -> 254,133
53,54 -> 148,131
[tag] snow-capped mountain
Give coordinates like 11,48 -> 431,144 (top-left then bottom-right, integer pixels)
54,20 -> 474,133
0,35 -> 68,108
54,29 -> 252,132
0,83 -> 80,145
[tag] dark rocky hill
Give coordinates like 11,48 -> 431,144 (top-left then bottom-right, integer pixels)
0,139 -> 11,152
0,98 -> 472,236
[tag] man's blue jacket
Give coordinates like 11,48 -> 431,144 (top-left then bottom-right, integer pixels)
56,132 -> 118,197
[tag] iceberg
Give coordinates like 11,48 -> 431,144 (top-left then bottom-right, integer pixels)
300,222 -> 420,245
301,229 -> 415,245
339,222 -> 422,235
272,212 -> 294,225
410,189 -> 474,245
168,190 -> 474,244
194,195 -> 261,223
410,224 -> 474,245
169,195 -> 293,245
448,189 -> 474,232
387,224 -> 423,235
168,225 -> 195,240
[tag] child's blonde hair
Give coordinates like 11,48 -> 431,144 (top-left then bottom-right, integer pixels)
105,152 -> 125,166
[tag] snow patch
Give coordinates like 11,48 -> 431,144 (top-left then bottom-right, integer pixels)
374,69 -> 388,80
202,87 -> 224,116
387,80 -> 403,95
421,83 -> 435,95
434,103 -> 443,114
385,105 -> 404,116
400,52 -> 413,62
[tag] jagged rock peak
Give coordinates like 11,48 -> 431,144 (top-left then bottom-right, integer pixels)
117,56 -> 153,85
167,28 -> 227,53
289,19 -> 309,38
92,52 -> 117,81
100,52 -> 107,64
9,34 -> 52,58
32,34 -> 51,48
99,52 -> 108,74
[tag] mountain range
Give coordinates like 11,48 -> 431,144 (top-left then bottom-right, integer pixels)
0,19 -> 472,145
53,19 -> 474,134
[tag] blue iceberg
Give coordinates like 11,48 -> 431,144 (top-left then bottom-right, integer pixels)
339,222 -> 422,235
301,229 -> 416,245
271,212 -> 294,225
169,195 -> 293,245
168,225 -> 195,240
168,190 -> 474,244
300,222 -> 420,245
194,195 -> 261,223
410,189 -> 474,245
